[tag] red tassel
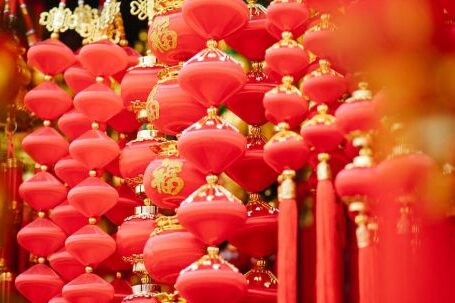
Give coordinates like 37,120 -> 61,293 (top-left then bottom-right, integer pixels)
278,198 -> 298,303
354,211 -> 378,303
316,153 -> 344,303
278,170 -> 298,303
358,245 -> 377,303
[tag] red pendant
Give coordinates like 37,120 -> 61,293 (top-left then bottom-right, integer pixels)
19,171 -> 67,211
50,201 -> 88,235
17,217 -> 66,257
144,219 -> 205,285
62,272 -> 114,303
24,81 -> 72,120
179,47 -> 247,107
58,110 -> 105,142
65,225 -> 116,266
73,82 -> 123,123
64,64 -> 97,94
78,40 -> 128,76
152,66 -> 206,135
27,39 -> 76,75
182,0 -> 249,40
229,195 -> 278,258
105,184 -> 142,226
266,1 -> 309,37
49,249 -> 85,282
225,5 -> 277,61
68,176 -> 118,218
148,10 -> 206,65
175,248 -> 247,303
143,141 -> 206,210
178,112 -> 246,175
55,156 -> 90,188
16,264 -> 64,303
22,126 -> 69,165
69,129 -> 119,169
177,179 -> 247,246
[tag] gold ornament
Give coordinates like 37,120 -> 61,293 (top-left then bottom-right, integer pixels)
146,85 -> 160,121
70,3 -> 99,39
151,159 -> 184,196
149,16 -> 178,53
39,5 -> 73,38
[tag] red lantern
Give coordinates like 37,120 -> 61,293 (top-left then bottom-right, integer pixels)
78,40 -> 128,77
22,125 -> 69,165
58,110 -> 105,142
150,65 -> 206,135
225,3 -> 277,62
302,14 -> 337,60
263,76 -> 308,129
177,175 -> 247,246
62,272 -> 114,303
225,127 -> 277,193
301,59 -> 347,104
68,176 -> 119,218
105,184 -> 142,226
263,127 -> 309,173
121,57 -> 161,108
17,216 -> 66,257
266,0 -> 310,38
49,249 -> 85,282
175,247 -> 247,303
69,128 -> 120,169
55,156 -> 90,188
98,234 -> 132,273
178,44 -> 247,108
143,215 -> 205,285
143,140 -> 206,210
73,82 -> 123,123
108,109 -> 141,134
335,82 -> 378,136
64,64 -> 97,94
242,260 -> 278,303
119,131 -> 161,181
111,273 -> 132,303
178,109 -> 246,175
148,5 -> 206,65
65,224 -> 116,266
24,81 -> 72,120
265,34 -> 310,78
300,104 -> 344,152
182,0 -> 249,40
116,206 -> 157,260
112,46 -> 141,83
19,170 -> 67,211
50,201 -> 88,235
15,264 -> 64,303
376,153 -> 436,198
229,194 -> 278,258
226,63 -> 277,127
27,39 -> 76,75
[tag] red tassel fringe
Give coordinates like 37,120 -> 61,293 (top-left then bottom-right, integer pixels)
278,198 -> 298,303
316,179 -> 344,303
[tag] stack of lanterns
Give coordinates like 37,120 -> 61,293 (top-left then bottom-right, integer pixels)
62,39 -> 131,303
16,33 -> 75,303
17,0 -> 446,303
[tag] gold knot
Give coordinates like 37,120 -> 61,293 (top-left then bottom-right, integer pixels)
88,217 -> 97,225
206,175 -> 219,185
207,246 -> 219,257
206,39 -> 218,49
